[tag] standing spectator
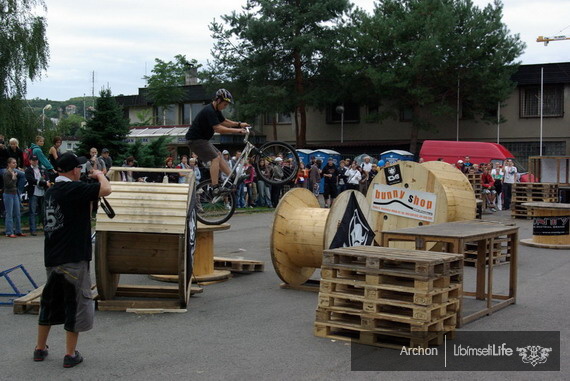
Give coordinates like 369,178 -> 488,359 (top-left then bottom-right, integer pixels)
256,159 -> 272,207
177,155 -> 190,184
456,160 -> 464,173
0,134 -> 8,171
270,157 -> 284,207
35,152 -> 111,368
337,160 -> 348,193
243,159 -> 256,208
163,157 -> 179,183
345,162 -> 361,190
7,138 -> 27,195
481,165 -> 497,212
25,156 -> 50,235
31,136 -> 55,174
368,164 -> 379,187
121,156 -> 136,182
503,159 -> 517,210
358,166 -> 368,194
221,150 -> 232,182
3,158 -> 25,237
463,156 -> 473,172
85,148 -> 107,175
48,136 -> 62,170
100,148 -> 112,172
360,156 -> 373,174
322,158 -> 339,208
308,159 -> 322,196
295,162 -> 308,188
188,158 -> 201,182
491,162 -> 504,210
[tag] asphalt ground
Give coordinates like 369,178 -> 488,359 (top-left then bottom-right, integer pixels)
0,209 -> 568,380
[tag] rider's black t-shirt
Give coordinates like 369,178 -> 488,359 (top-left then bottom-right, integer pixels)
185,103 -> 226,141
43,180 -> 101,267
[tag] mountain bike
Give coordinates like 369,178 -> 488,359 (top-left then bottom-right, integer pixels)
196,128 -> 300,225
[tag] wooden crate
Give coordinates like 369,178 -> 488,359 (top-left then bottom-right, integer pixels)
465,172 -> 482,200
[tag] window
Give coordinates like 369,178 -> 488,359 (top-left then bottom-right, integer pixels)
264,112 -> 292,125
519,85 -> 564,118
156,105 -> 178,125
326,102 -> 360,123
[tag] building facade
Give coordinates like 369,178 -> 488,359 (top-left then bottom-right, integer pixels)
115,62 -> 570,166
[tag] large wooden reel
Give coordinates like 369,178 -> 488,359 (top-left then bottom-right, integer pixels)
271,188 -> 376,286
366,161 -> 475,245
95,179 -> 197,307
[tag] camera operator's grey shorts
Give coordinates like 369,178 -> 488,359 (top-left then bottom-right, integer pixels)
39,261 -> 94,333
188,140 -> 220,162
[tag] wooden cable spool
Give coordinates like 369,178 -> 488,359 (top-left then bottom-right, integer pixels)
271,188 -> 376,286
366,161 -> 475,246
95,178 -> 197,308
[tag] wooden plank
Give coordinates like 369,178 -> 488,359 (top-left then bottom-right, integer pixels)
96,299 -> 181,311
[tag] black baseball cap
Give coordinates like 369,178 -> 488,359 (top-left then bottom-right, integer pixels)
102,148 -> 110,153
56,152 -> 87,172
29,155 -> 39,161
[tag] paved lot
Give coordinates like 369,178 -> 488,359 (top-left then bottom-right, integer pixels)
0,209 -> 568,380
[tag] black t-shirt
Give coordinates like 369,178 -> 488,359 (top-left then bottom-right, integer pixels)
323,164 -> 339,184
185,103 -> 225,140
43,180 -> 101,267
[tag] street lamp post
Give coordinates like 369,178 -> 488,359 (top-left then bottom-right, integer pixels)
336,105 -> 345,143
42,104 -> 52,132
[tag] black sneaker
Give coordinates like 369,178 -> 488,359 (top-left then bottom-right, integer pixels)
63,351 -> 83,368
33,346 -> 48,361
211,185 -> 232,197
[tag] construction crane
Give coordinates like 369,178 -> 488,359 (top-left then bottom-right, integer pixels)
537,35 -> 570,45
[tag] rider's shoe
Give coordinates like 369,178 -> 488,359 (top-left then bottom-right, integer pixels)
212,185 -> 232,197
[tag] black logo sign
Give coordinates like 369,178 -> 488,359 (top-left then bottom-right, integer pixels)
532,216 -> 570,236
384,164 -> 402,185
329,192 -> 375,249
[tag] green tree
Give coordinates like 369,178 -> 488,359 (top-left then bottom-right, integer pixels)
77,89 -> 130,159
207,0 -> 352,147
116,136 -> 172,168
0,0 -> 49,142
344,0 -> 525,154
57,114 -> 85,137
144,55 -> 201,125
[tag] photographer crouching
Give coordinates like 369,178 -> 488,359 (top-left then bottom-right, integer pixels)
34,152 -> 111,368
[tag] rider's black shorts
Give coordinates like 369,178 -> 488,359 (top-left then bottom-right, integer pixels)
188,140 -> 219,162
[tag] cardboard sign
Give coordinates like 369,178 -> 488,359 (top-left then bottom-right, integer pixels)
533,216 -> 570,236
383,164 -> 403,185
371,184 -> 437,222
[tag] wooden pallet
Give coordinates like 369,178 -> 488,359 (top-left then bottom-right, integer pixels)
314,322 -> 455,349
318,293 -> 460,323
213,257 -> 264,273
463,237 -> 511,266
322,247 -> 462,278
13,284 -> 99,315
320,278 -> 461,306
316,307 -> 457,334
321,266 -> 462,293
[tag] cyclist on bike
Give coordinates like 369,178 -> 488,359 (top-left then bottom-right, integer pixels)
185,88 -> 250,194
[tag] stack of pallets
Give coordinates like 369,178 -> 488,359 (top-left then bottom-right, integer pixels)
511,183 -> 559,219
466,172 -> 482,200
464,237 -> 510,267
314,246 -> 463,349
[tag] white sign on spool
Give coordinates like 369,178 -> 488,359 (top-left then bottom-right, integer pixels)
371,184 -> 437,222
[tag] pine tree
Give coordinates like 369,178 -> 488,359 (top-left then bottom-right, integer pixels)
77,89 -> 130,162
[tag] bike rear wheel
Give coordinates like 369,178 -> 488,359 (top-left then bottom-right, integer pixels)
255,141 -> 300,185
195,180 -> 236,225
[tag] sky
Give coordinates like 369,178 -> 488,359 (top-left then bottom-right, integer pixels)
26,0 -> 570,101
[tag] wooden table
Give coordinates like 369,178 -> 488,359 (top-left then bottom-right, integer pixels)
520,202 -> 570,249
381,220 -> 518,326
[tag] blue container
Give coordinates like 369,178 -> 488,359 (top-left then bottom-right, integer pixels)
295,149 -> 313,167
380,150 -> 414,164
311,149 -> 341,193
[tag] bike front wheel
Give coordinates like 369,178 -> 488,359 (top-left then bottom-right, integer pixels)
255,141 -> 300,185
195,180 -> 236,225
